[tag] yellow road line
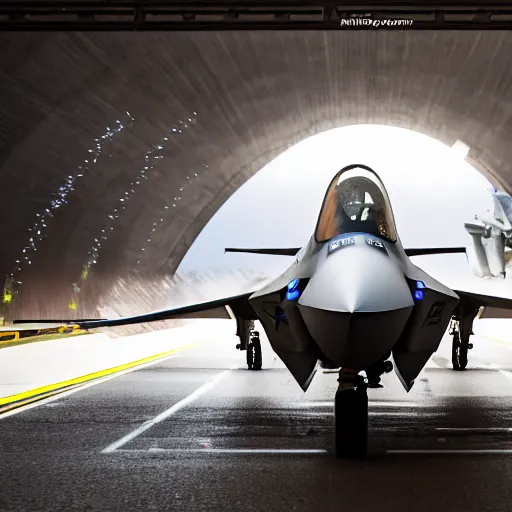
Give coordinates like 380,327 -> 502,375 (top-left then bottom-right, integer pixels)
0,342 -> 197,413
0,384 -> 84,414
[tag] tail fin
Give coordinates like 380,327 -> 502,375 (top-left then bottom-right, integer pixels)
225,247 -> 301,256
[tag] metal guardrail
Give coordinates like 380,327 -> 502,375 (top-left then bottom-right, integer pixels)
0,324 -> 85,346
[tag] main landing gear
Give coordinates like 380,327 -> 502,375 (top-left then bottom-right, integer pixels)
235,319 -> 262,371
450,318 -> 472,371
450,304 -> 479,371
246,331 -> 262,371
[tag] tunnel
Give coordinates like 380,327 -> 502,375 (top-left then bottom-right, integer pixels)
1,30 -> 512,321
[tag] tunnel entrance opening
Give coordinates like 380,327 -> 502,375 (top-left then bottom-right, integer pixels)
180,124 -> 495,279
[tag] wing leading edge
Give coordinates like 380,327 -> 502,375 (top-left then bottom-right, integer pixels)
226,246 -> 466,258
405,247 -> 467,257
14,291 -> 256,330
455,289 -> 512,311
225,247 -> 301,256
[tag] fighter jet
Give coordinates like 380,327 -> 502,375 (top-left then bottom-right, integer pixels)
16,164 -> 512,458
465,188 -> 512,279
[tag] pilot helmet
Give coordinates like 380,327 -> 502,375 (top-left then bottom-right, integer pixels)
338,181 -> 365,218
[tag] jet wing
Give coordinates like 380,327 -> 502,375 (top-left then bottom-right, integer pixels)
225,247 -> 301,256
225,246 -> 466,258
454,289 -> 512,311
14,291 -> 258,330
405,247 -> 467,257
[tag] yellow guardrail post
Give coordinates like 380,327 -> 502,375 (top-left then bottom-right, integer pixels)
0,324 -> 86,348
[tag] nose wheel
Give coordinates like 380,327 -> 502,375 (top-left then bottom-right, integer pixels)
246,332 -> 262,371
334,372 -> 368,458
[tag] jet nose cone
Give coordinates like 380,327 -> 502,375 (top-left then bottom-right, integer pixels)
298,243 -> 414,313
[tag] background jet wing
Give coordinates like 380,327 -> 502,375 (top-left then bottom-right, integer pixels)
15,291 -> 256,330
455,289 -> 512,311
225,247 -> 301,256
405,247 -> 467,257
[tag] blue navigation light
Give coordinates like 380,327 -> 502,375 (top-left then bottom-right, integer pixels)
287,279 -> 300,292
414,290 -> 425,301
286,289 -> 300,301
416,281 -> 426,289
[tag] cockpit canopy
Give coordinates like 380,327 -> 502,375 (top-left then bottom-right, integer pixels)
315,166 -> 398,243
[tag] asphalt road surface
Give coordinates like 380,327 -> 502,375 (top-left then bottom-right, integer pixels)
2,324 -> 512,512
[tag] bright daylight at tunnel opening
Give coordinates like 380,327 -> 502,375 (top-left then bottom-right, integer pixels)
2,3 -> 512,511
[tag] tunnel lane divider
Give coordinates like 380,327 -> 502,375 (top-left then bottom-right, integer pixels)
0,342 -> 198,416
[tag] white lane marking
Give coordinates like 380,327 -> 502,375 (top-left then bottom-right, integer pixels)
299,411 -> 423,418
499,369 -> 512,381
388,449 -> 512,455
146,448 -> 328,454
0,353 -> 181,419
101,370 -> 230,454
294,401 -> 420,408
436,427 -> 512,433
370,401 -> 420,408
476,361 -> 512,382
294,401 -> 333,407
369,411 -> 422,417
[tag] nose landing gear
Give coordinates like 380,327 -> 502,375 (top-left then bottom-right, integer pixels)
365,357 -> 393,388
334,370 -> 368,458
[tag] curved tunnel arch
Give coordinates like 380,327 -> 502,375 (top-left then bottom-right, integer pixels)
1,30 -> 512,319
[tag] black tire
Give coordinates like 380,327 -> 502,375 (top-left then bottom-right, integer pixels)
252,337 -> 262,371
334,388 -> 368,458
452,332 -> 468,371
246,337 -> 262,371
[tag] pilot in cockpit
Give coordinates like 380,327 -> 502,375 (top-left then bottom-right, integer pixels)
336,177 -> 392,240
316,168 -> 397,243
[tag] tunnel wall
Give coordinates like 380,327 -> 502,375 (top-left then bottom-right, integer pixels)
1,31 -> 512,320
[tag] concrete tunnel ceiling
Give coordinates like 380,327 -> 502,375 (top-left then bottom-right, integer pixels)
1,30 -> 512,320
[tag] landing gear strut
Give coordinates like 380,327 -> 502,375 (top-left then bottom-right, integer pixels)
450,304 -> 479,371
235,319 -> 262,371
334,371 -> 368,458
450,319 -> 470,371
365,353 -> 393,388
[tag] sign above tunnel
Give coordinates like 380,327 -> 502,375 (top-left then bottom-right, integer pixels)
1,2 -> 512,31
